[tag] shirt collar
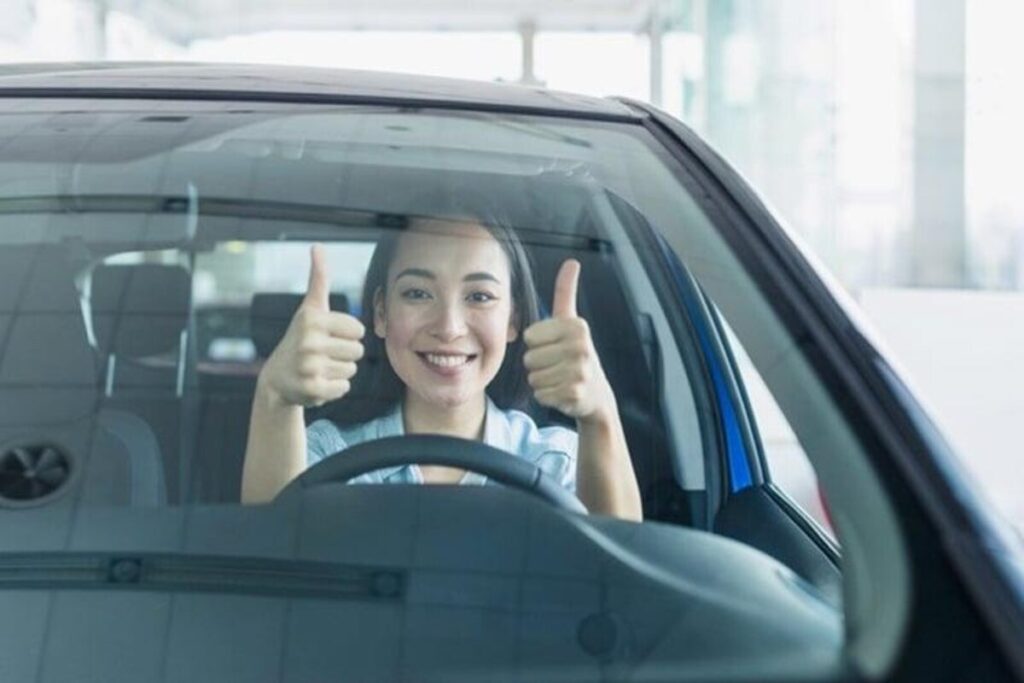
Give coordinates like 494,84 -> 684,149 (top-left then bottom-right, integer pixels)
376,396 -> 511,484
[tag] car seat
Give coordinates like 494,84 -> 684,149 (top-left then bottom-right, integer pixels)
89,262 -> 197,503
0,247 -> 166,508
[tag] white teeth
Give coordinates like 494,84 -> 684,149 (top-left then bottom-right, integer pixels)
424,353 -> 470,368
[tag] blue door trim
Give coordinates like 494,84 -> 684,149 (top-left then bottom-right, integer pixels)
654,232 -> 753,492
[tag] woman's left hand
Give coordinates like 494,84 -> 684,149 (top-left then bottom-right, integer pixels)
523,259 -> 616,424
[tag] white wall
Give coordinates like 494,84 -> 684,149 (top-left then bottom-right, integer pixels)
860,288 -> 1024,531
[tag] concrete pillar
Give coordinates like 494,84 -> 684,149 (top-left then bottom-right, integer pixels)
703,0 -> 733,147
687,0 -> 708,132
80,0 -> 109,60
702,1 -> 838,268
911,0 -> 966,287
517,19 -> 542,86
648,2 -> 664,107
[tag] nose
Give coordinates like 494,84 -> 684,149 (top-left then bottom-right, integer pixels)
429,298 -> 467,341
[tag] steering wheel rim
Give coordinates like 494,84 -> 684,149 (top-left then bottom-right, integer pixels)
275,434 -> 587,514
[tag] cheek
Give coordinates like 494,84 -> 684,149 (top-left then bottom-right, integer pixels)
474,307 -> 516,351
383,318 -> 416,357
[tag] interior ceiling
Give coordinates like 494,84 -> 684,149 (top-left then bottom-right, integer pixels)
101,0 -> 662,44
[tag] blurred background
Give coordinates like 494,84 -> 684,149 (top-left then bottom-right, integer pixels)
1,0 -> 1020,532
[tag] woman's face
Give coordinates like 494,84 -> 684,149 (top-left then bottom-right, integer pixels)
374,220 -> 518,410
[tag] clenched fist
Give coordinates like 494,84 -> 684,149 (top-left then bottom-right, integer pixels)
523,259 -> 616,423
258,244 -> 365,408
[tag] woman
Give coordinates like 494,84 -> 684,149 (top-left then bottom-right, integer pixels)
241,207 -> 642,521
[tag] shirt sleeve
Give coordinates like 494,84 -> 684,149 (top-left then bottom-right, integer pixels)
534,425 -> 579,494
305,419 -> 349,467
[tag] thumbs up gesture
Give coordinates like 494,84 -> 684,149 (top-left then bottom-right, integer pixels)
258,244 -> 366,408
523,260 -> 615,422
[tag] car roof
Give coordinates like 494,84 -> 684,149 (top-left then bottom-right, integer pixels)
0,62 -> 641,121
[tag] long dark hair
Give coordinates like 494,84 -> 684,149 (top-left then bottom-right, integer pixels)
327,196 -> 541,426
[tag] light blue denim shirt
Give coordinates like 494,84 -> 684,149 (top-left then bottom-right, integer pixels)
306,397 -> 578,492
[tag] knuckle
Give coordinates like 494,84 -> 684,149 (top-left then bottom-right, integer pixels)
339,314 -> 364,339
297,358 -> 319,378
309,377 -> 330,397
299,378 -> 320,399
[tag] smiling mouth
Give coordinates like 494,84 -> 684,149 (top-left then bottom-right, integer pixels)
418,352 -> 477,368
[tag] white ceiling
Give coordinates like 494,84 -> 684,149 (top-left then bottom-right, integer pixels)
100,0 -> 665,44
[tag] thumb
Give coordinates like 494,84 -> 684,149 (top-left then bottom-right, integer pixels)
551,259 -> 580,319
304,244 -> 330,310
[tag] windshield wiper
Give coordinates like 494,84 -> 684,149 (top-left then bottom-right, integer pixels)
0,552 -> 404,601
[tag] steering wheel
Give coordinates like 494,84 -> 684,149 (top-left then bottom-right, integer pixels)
275,434 -> 587,514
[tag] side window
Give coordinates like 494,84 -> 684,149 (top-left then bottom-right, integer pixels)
722,320 -> 836,538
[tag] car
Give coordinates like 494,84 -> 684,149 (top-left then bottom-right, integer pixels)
0,62 -> 1021,682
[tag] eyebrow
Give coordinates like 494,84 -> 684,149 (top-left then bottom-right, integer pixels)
393,268 -> 501,284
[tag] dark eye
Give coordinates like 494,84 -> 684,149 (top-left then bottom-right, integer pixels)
467,291 -> 497,304
401,288 -> 431,301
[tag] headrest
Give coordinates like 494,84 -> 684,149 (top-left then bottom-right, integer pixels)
0,247 -> 99,424
91,264 -> 191,358
250,293 -> 350,359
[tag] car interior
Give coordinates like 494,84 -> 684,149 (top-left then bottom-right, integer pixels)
0,168 -> 680,515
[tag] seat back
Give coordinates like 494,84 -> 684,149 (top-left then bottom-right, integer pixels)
90,263 -> 196,502
250,292 -> 350,359
0,247 -> 165,508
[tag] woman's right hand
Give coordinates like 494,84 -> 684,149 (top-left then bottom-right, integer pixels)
258,244 -> 366,408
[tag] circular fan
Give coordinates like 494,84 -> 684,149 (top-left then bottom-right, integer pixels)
0,444 -> 72,504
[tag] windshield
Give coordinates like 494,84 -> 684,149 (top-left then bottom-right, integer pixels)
0,97 -> 867,680
0,100 -> 713,509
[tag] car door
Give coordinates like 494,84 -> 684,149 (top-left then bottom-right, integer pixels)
651,233 -> 842,604
705,293 -> 842,603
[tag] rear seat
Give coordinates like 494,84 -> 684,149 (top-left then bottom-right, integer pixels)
90,263 -> 196,503
250,292 -> 350,359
